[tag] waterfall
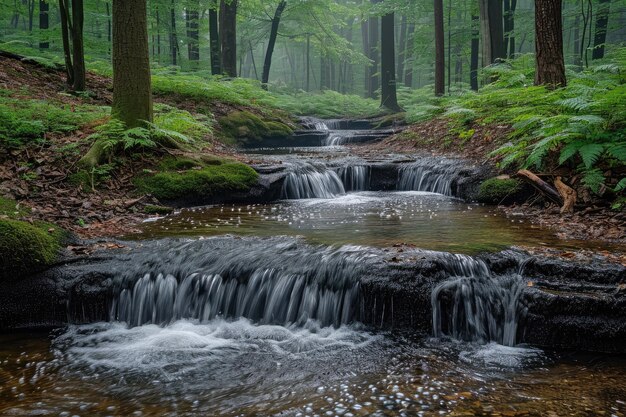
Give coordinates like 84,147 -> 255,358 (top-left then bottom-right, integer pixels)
397,160 -> 462,196
110,238 -> 370,328
282,163 -> 346,199
325,132 -> 353,146
339,165 -> 371,191
431,254 -> 526,346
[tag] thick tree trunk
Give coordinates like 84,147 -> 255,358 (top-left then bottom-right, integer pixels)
434,0 -> 445,96
220,0 -> 237,77
261,0 -> 286,90
470,13 -> 479,91
534,0 -> 566,87
186,3 -> 199,62
380,12 -> 401,112
488,0 -> 505,62
478,0 -> 492,67
39,0 -> 49,49
112,0 -> 153,128
592,0 -> 610,60
209,2 -> 221,75
70,0 -> 85,91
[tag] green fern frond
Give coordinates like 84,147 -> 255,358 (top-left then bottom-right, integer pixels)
592,64 -> 620,74
559,140 -> 584,165
568,114 -> 605,125
614,178 -> 626,193
581,167 -> 606,193
578,143 -> 606,169
607,143 -> 626,163
556,97 -> 591,112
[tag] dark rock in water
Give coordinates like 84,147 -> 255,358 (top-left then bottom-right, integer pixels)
1,236 -> 624,353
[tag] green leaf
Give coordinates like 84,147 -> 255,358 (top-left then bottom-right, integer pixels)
578,143 -> 605,169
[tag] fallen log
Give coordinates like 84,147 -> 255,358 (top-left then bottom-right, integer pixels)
554,176 -> 577,214
516,169 -> 563,206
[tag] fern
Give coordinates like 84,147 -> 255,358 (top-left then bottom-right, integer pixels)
607,143 -> 626,163
615,178 -> 626,193
557,97 -> 591,112
581,167 -> 606,193
577,143 -> 606,169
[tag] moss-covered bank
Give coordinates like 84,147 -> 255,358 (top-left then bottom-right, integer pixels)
218,110 -> 294,147
136,156 -> 259,202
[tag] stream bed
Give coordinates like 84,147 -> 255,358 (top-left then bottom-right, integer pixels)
1,119 -> 625,416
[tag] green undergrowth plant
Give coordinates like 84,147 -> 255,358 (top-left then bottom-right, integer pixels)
0,94 -> 108,148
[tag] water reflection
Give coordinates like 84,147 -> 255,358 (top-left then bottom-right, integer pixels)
131,192 -> 617,254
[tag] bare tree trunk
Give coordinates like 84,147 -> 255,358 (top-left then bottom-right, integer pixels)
361,16 -> 370,96
470,13 -> 479,91
170,0 -> 178,66
380,12 -> 401,112
220,0 -> 237,77
434,0 -> 445,96
186,1 -> 199,63
368,1 -> 380,99
39,0 -> 49,48
71,0 -> 85,91
261,0 -> 286,89
592,0 -> 610,60
397,14 -> 407,82
534,0 -> 566,87
404,22 -> 414,87
209,1 -> 221,74
112,0 -> 153,127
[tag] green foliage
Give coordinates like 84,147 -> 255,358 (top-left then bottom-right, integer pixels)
0,196 -> 29,218
0,95 -> 107,148
0,219 -> 66,280
136,158 -> 259,201
153,104 -> 212,141
273,90 -> 380,118
477,178 -> 523,204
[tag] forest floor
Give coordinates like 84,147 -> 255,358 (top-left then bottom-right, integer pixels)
0,54 -> 624,250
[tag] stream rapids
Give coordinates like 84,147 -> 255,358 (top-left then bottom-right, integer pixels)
1,118 -> 625,416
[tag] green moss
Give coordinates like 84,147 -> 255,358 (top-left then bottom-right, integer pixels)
137,161 -> 259,201
218,110 -> 293,146
0,196 -> 29,218
477,177 -> 523,204
0,219 -> 66,280
143,204 -> 174,215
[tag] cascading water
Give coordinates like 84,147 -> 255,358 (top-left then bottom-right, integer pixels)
397,159 -> 463,196
109,237 -> 370,328
281,162 -> 346,199
339,165 -> 371,191
431,253 -> 527,346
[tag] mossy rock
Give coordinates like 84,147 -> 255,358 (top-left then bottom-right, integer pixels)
0,219 -> 66,281
477,177 -> 523,204
136,160 -> 259,202
143,204 -> 174,215
218,110 -> 294,146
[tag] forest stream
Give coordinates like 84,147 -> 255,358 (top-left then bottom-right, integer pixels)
1,120 -> 625,417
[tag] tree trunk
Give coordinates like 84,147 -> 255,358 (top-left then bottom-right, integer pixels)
170,0 -> 178,66
478,0 -> 492,66
470,13 -> 479,91
592,0 -> 610,60
209,2 -> 221,75
261,0 -> 286,90
220,0 -> 237,77
404,22 -> 414,87
70,0 -> 85,91
508,0 -> 517,57
397,14 -> 407,83
112,0 -> 153,128
39,0 -> 49,49
58,0 -> 74,86
380,12 -> 401,112
434,0 -> 445,96
186,2 -> 199,62
534,0 -> 566,87
368,2 -> 379,99
488,0 -> 505,62
306,34 -> 310,91
361,17 -> 370,96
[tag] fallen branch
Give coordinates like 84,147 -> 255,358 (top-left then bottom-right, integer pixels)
554,176 -> 577,214
516,169 -> 563,206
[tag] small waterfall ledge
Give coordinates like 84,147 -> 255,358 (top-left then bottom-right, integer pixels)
2,237 -> 624,352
